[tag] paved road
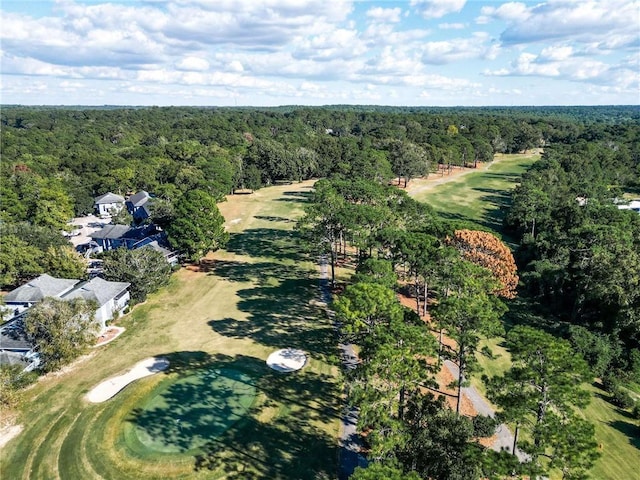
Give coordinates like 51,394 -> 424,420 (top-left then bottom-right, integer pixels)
318,257 -> 366,479
444,360 -> 529,462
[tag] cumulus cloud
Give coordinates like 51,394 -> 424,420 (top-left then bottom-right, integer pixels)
1,0 -> 637,105
485,47 -> 638,91
421,33 -> 499,64
175,56 -> 210,71
479,0 -> 639,47
410,0 -> 466,19
366,7 -> 402,23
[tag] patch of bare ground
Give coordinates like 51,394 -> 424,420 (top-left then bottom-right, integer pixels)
0,424 -> 23,449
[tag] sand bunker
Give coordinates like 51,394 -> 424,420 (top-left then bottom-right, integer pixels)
86,357 -> 169,403
266,348 -> 307,372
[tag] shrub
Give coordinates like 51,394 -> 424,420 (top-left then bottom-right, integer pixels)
0,364 -> 38,408
631,402 -> 640,420
611,388 -> 634,409
601,374 -> 619,393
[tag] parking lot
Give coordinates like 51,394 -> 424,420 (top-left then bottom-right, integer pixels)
66,214 -> 112,249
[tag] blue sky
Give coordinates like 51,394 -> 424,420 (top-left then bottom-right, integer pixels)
1,0 -> 638,106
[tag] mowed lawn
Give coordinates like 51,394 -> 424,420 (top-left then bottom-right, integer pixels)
1,180 -> 343,479
413,155 -> 640,480
409,153 -> 539,239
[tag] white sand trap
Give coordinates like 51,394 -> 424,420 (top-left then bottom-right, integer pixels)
266,348 -> 307,372
86,356 -> 169,403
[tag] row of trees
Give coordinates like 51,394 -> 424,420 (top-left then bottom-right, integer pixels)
298,178 -> 598,479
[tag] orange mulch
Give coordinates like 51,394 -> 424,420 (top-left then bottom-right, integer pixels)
95,326 -> 124,346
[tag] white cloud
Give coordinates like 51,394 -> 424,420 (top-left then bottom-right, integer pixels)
477,2 -> 530,24
292,28 -> 367,61
484,48 -> 639,91
176,56 -> 210,71
366,7 -> 402,23
439,23 -> 466,30
539,45 -> 574,62
421,33 -> 499,64
1,0 -> 637,105
410,0 -> 466,19
479,0 -> 640,47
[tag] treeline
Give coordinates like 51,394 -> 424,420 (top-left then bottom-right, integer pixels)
505,138 -> 640,383
3,105 -> 637,226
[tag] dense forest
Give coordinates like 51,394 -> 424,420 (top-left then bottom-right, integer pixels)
1,105 -> 639,478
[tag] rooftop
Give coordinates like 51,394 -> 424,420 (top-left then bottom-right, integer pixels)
94,192 -> 125,204
62,277 -> 130,307
90,224 -> 132,240
4,274 -> 78,304
128,191 -> 150,208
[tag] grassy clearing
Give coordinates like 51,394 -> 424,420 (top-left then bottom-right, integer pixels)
413,155 -> 640,480
410,154 -> 539,239
582,383 -> 640,480
1,181 -> 342,479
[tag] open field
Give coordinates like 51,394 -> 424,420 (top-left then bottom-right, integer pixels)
1,180 -> 342,479
412,154 -> 640,480
408,153 -> 539,238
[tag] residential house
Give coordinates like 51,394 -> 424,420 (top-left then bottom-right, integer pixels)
89,225 -> 179,265
90,224 -> 157,251
94,192 -> 125,217
61,277 -> 130,330
126,191 -> 152,223
2,274 -> 131,331
2,274 -> 78,320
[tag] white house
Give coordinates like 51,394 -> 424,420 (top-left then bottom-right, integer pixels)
2,274 -> 130,331
94,192 -> 125,217
61,277 -> 130,331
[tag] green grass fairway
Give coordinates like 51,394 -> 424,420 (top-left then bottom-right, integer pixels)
1,180 -> 341,479
131,367 -> 257,453
409,154 -> 539,238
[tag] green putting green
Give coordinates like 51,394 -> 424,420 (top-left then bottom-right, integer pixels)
131,367 -> 257,453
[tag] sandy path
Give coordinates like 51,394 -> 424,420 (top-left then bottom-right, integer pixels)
0,425 -> 23,449
86,356 -> 169,403
405,157 -> 508,198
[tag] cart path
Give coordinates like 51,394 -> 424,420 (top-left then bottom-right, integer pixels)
318,257 -> 366,479
444,360 -> 529,461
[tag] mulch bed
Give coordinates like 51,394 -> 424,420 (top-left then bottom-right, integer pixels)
95,326 -> 125,346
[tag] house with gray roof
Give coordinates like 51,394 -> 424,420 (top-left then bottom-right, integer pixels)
2,275 -> 131,331
126,191 -> 152,223
90,224 -> 134,251
3,274 -> 78,319
94,192 -> 125,217
62,277 -> 130,330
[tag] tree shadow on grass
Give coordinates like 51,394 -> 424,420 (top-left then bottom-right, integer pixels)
208,257 -> 337,360
127,352 -> 339,479
253,215 -> 295,223
195,412 -> 337,479
609,420 -> 640,449
226,228 -> 307,262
